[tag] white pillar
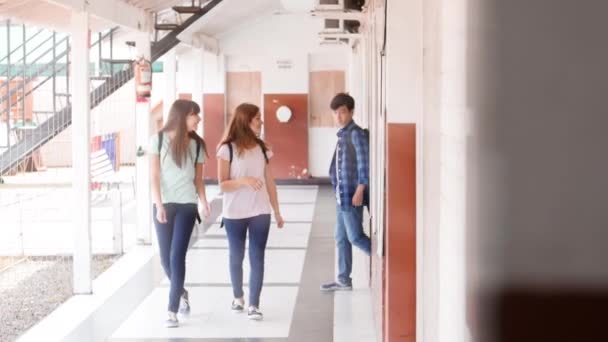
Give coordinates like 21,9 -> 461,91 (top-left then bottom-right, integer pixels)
135,32 -> 152,244
348,41 -> 365,127
163,48 -> 177,123
71,9 -> 92,294
193,47 -> 205,137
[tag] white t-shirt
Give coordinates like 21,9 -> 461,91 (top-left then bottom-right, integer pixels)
217,143 -> 274,219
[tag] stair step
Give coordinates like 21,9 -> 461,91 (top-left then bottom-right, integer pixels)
172,6 -> 201,14
90,76 -> 111,80
100,58 -> 134,64
155,23 -> 180,31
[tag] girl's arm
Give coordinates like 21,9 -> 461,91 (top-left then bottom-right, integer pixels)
265,164 -> 284,228
150,154 -> 166,222
194,162 -> 210,216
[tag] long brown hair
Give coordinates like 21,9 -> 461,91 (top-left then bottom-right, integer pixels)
160,99 -> 208,168
219,103 -> 268,155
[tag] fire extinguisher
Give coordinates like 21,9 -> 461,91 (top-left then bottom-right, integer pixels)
134,57 -> 152,99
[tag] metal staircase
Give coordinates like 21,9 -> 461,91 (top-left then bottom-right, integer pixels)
0,0 -> 222,177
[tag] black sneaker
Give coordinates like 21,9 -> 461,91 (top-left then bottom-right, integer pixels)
247,306 -> 263,321
231,299 -> 244,312
179,289 -> 190,314
320,281 -> 353,291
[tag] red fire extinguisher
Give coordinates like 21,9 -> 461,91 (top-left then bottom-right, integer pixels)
134,57 -> 152,100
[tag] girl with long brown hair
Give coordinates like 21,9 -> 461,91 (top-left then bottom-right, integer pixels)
149,99 -> 210,328
217,103 -> 284,321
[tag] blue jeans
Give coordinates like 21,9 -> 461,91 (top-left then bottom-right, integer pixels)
336,205 -> 371,285
224,214 -> 271,307
153,203 -> 197,313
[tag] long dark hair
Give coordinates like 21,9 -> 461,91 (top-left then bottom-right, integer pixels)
219,103 -> 268,156
160,99 -> 208,168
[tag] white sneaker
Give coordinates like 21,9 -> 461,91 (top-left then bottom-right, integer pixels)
247,306 -> 263,321
231,298 -> 245,313
179,289 -> 190,314
165,311 -> 179,328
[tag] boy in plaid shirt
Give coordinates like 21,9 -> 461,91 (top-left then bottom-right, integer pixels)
321,93 -> 371,291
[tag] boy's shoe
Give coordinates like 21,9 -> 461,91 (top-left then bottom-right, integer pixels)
320,281 -> 353,291
247,306 -> 263,321
179,289 -> 190,314
165,312 -> 179,328
231,298 -> 245,312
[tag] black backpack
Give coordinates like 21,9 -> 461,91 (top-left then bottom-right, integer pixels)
157,131 -> 202,224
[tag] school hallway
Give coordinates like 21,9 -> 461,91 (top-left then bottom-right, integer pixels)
3,0 -> 608,341
16,185 -> 376,342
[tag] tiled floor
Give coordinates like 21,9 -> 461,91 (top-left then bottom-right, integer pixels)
18,185 -> 377,342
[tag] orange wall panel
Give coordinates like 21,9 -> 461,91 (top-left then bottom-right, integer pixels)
203,93 -> 225,180
386,123 -> 417,342
263,94 -> 308,179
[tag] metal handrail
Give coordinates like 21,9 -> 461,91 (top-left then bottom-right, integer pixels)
0,28 -> 44,64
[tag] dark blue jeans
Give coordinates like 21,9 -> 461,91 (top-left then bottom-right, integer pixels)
336,205 -> 371,286
153,203 -> 197,313
223,214 -> 271,307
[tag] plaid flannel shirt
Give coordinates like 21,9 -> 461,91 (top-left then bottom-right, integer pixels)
329,120 -> 369,208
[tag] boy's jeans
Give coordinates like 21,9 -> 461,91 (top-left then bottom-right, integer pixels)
335,205 -> 371,285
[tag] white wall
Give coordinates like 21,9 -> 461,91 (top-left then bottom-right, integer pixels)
386,0 -> 423,124
203,51 -> 225,94
308,128 -> 336,177
220,13 -> 348,178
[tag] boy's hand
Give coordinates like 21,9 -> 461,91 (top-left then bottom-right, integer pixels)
352,186 -> 365,207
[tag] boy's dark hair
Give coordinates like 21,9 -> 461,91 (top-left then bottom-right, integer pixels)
330,92 -> 355,111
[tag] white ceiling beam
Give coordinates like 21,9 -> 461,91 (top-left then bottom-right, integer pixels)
45,0 -> 152,32
311,9 -> 364,21
319,32 -> 362,39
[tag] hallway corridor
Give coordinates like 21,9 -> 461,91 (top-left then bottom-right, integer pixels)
19,186 -> 376,342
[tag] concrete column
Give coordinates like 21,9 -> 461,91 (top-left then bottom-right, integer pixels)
70,9 -> 92,294
193,47 -> 205,137
163,48 -> 177,123
383,0 -> 424,341
437,0 -> 467,340
348,41 -> 365,127
134,32 -> 152,244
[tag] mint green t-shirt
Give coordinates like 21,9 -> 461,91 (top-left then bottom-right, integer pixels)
149,133 -> 205,204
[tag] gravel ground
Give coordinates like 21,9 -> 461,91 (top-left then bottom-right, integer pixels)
0,255 -> 120,342
0,257 -> 25,270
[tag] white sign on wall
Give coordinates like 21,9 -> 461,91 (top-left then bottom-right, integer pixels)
276,59 -> 293,70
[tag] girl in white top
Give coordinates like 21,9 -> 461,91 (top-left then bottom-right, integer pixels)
217,103 -> 284,321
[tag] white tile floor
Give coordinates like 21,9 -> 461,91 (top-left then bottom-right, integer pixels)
112,286 -> 299,339
18,185 -> 378,341
160,249 -> 307,285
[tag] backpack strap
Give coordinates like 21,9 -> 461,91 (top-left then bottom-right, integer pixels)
193,139 -> 202,224
157,131 -> 163,154
228,142 -> 233,163
194,140 -> 201,168
257,140 -> 269,164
